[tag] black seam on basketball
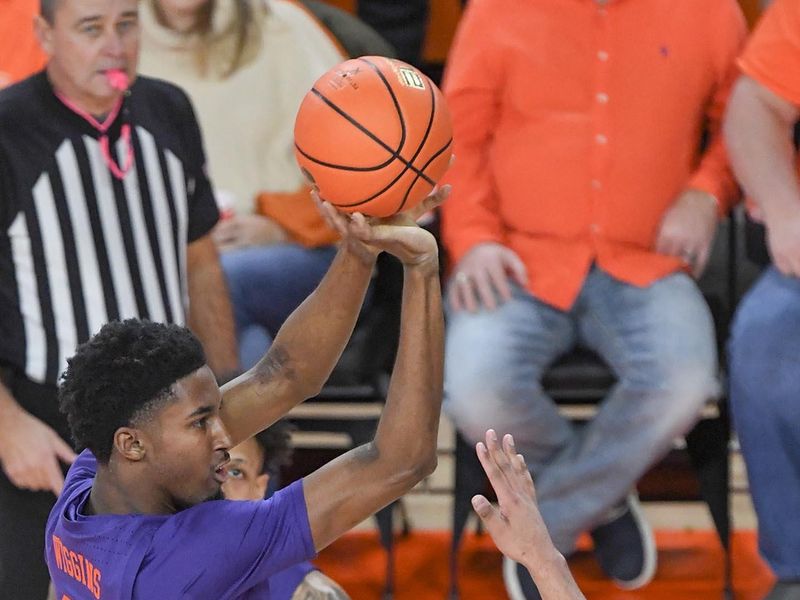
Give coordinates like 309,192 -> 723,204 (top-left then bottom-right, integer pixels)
357,58 -> 436,189
357,57 -> 408,156
397,137 -> 453,213
394,78 -> 439,212
304,87 -> 431,180
326,148 -> 433,207
295,142 -> 394,172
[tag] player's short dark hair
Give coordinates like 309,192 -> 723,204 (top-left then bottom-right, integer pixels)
59,319 -> 207,462
40,0 -> 59,23
252,421 -> 295,475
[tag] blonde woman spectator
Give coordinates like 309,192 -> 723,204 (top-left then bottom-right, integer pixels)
139,0 -> 392,367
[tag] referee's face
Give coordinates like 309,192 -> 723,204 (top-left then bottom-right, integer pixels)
36,0 -> 140,115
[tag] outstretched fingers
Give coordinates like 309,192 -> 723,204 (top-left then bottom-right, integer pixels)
471,492 -> 507,536
477,430 -> 514,507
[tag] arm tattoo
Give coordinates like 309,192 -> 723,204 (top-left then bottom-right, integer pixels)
254,343 -> 292,384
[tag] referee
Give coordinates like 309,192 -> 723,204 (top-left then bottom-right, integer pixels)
0,0 -> 239,598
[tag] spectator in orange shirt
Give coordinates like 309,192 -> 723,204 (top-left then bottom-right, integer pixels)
440,0 -> 746,597
724,0 -> 800,597
0,0 -> 47,88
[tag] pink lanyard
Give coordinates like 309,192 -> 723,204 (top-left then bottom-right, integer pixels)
54,91 -> 134,180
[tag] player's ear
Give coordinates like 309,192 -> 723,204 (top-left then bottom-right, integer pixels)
114,428 -> 146,461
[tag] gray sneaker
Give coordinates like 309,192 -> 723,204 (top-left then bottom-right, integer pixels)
590,493 -> 657,589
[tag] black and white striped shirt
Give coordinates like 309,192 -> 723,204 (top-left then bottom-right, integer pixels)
0,72 -> 219,386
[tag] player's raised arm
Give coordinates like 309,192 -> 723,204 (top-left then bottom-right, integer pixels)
217,220 -> 377,445
300,192 -> 447,551
217,188 -> 449,448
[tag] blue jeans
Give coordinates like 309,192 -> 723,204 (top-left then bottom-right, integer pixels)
444,267 -> 718,553
222,244 -> 338,369
729,267 -> 800,580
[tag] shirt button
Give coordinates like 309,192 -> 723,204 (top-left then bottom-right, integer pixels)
591,179 -> 602,190
598,8 -> 608,16
596,92 -> 609,104
595,134 -> 608,145
597,50 -> 609,61
591,223 -> 602,233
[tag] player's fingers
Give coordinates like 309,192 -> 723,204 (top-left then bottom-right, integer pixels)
493,433 -> 514,473
476,441 -> 507,493
517,454 -> 537,500
503,434 -> 518,467
344,212 -> 374,241
504,435 -> 532,495
406,184 -> 451,221
312,193 -> 338,230
427,183 -> 452,209
321,202 -> 350,236
481,432 -> 513,496
472,494 -> 506,534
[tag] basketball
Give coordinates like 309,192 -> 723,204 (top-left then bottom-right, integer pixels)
294,56 -> 453,218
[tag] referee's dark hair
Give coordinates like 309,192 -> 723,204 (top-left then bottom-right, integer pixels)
59,319 -> 207,462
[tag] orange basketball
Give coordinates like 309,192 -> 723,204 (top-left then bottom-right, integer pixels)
294,56 -> 453,218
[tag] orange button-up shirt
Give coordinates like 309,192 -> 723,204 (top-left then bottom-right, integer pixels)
0,0 -> 47,88
441,0 -> 747,310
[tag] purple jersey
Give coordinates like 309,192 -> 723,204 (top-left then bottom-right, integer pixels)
45,451 -> 316,599
264,562 -> 316,600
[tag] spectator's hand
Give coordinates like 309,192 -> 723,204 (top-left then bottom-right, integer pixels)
655,189 -> 718,277
472,429 -> 557,567
314,185 -> 449,269
291,570 -> 350,600
765,207 -> 800,277
448,243 -> 527,312
0,406 -> 77,495
213,214 -> 289,252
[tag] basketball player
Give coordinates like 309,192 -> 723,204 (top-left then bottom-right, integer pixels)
222,422 -> 350,600
45,188 -> 447,598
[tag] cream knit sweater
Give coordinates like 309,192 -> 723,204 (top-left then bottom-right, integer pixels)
138,0 -> 345,215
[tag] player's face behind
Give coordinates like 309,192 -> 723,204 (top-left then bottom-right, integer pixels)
221,437 -> 270,501
35,0 -> 139,114
126,366 -> 233,509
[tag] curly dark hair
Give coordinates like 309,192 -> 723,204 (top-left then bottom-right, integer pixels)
252,421 -> 295,475
59,319 -> 207,462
